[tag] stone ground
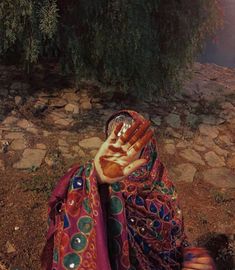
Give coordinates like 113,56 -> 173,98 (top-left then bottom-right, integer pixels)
0,63 -> 234,269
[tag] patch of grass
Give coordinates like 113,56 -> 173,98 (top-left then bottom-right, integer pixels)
194,98 -> 222,115
21,174 -> 58,199
210,189 -> 230,204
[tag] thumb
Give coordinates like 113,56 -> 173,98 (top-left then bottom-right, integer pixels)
123,159 -> 147,177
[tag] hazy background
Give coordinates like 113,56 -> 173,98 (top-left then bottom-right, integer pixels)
200,0 -> 235,67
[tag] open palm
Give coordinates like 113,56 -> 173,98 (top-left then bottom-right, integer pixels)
94,119 -> 153,184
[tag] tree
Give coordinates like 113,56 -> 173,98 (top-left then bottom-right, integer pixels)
0,0 -> 222,97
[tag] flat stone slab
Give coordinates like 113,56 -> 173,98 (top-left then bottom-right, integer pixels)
79,137 -> 103,149
171,163 -> 197,183
5,132 -> 24,140
164,144 -> 176,155
165,113 -> 181,129
199,124 -> 219,139
203,168 -> 235,188
10,139 -> 27,150
204,151 -> 225,167
179,149 -> 205,165
13,149 -> 46,169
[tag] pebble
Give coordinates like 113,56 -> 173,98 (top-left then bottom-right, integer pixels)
6,241 -> 16,253
65,103 -> 79,114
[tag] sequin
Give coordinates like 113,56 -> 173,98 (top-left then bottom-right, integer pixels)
72,177 -> 83,189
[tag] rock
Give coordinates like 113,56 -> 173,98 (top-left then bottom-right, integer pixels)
5,132 -> 24,140
55,118 -> 73,127
71,146 -> 86,157
91,97 -> 101,103
62,92 -> 79,102
218,134 -> 234,146
186,113 -> 199,127
13,149 -> 46,169
2,116 -> 19,125
199,124 -> 219,138
179,149 -> 205,165
26,127 -> 38,135
58,146 -> 69,154
36,143 -> 47,150
5,241 -> 16,253
227,154 -> 235,169
79,137 -> 103,149
194,135 -> 215,148
10,139 -> 27,150
164,144 -> 176,155
93,103 -> 104,109
58,139 -> 69,147
151,116 -> 162,126
204,151 -> 225,167
183,130 -> 195,139
213,145 -> 229,157
10,81 -> 30,92
193,145 -> 206,152
165,113 -> 181,129
17,119 -> 32,129
63,153 -> 77,160
80,100 -> 92,110
171,163 -> 197,183
42,130 -> 51,137
65,103 -> 79,114
200,114 -> 225,125
176,141 -> 191,148
203,168 -> 235,188
45,156 -> 55,167
165,127 -> 182,139
221,102 -> 235,111
15,96 -> 22,106
50,98 -> 67,108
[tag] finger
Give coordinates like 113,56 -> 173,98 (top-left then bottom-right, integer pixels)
123,159 -> 147,176
119,120 -> 141,144
127,129 -> 153,157
107,122 -> 124,143
132,128 -> 153,152
193,257 -> 213,264
183,262 -> 212,270
128,121 -> 151,146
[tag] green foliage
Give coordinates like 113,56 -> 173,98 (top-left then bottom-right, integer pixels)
0,0 -> 222,97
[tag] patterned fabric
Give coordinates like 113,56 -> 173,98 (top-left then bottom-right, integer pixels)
41,110 -> 189,270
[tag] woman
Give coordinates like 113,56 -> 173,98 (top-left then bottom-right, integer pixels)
41,109 -> 215,270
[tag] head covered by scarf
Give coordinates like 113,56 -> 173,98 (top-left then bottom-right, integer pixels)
41,109 -> 189,270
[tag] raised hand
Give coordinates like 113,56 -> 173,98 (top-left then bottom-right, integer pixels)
182,247 -> 216,270
94,119 -> 153,184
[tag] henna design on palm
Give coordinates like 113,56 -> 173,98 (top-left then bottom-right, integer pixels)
94,119 -> 153,184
